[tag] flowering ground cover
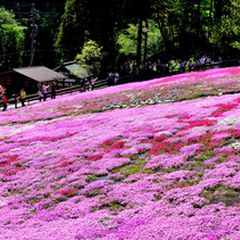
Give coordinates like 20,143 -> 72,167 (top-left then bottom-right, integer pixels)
0,67 -> 240,239
1,67 -> 240,126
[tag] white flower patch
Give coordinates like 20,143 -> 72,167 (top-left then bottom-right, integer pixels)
155,131 -> 173,137
218,117 -> 240,126
231,141 -> 240,151
0,200 -> 8,208
9,148 -> 23,153
122,148 -> 138,156
195,102 -> 210,107
42,150 -> 56,156
0,135 -> 6,141
10,125 -> 34,135
184,126 -> 208,139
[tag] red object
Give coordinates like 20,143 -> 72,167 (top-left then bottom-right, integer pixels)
2,95 -> 7,104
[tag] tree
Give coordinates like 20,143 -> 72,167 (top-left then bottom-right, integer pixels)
210,0 -> 240,54
55,0 -> 87,62
52,0 -> 239,73
37,9 -> 61,67
152,0 -> 182,54
117,20 -> 163,62
76,40 -> 104,76
0,7 -> 26,68
127,0 -> 154,66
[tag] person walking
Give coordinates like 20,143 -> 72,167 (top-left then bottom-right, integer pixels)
12,93 -> 18,108
19,88 -> 27,107
87,77 -> 92,91
114,72 -> 120,85
91,77 -> 98,90
42,84 -> 49,101
107,72 -> 114,86
80,78 -> 86,92
1,93 -> 7,111
38,87 -> 43,102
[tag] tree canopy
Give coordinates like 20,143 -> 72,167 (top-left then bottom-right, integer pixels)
0,7 -> 26,68
76,39 -> 104,76
0,0 -> 239,70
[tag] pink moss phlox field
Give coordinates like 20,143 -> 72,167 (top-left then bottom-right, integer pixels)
1,67 -> 240,125
0,67 -> 240,239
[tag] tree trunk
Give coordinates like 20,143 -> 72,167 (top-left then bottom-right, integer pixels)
196,0 -> 201,31
136,17 -> 143,68
215,0 -> 223,19
209,0 -> 213,22
157,14 -> 168,50
143,20 -> 148,64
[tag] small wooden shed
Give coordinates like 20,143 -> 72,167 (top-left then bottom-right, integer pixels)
55,61 -> 93,86
0,66 -> 66,95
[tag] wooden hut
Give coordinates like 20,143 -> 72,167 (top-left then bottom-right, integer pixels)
0,66 -> 66,95
55,61 -> 93,86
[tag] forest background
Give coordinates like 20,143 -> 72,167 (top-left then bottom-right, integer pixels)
0,0 -> 239,76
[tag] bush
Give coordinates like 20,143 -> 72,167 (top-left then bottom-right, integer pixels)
76,40 -> 104,76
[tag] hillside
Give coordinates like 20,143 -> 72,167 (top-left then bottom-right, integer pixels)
1,67 -> 240,240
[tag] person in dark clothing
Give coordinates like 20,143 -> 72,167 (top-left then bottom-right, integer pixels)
107,72 -> 114,86
91,77 -> 97,90
13,93 -> 18,108
80,78 -> 86,92
38,87 -> 43,102
87,77 -> 92,91
50,82 -> 56,99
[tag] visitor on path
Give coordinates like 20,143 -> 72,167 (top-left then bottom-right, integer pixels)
50,82 -> 56,99
88,77 -> 96,91
107,72 -> 114,86
180,60 -> 186,73
1,93 -> 7,111
0,85 -> 6,98
87,77 -> 92,91
42,84 -> 49,101
80,78 -> 86,92
200,55 -> 207,67
131,63 -> 137,75
91,77 -> 98,90
13,93 -> 18,109
38,87 -> 43,102
114,72 -> 120,85
19,88 -> 27,107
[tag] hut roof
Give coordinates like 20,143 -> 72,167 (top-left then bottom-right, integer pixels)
13,66 -> 66,82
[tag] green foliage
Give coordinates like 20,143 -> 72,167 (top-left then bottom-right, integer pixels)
0,7 -> 26,68
203,184 -> 240,206
36,9 -> 61,66
100,200 -> 126,211
53,197 -> 67,204
168,59 -> 180,73
76,40 -> 104,76
55,0 -> 86,62
27,197 -> 41,205
2,0 -> 240,69
86,175 -> 97,183
85,190 -> 101,198
112,158 -> 153,176
117,24 -> 138,57
117,20 -> 162,60
210,0 -> 240,52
